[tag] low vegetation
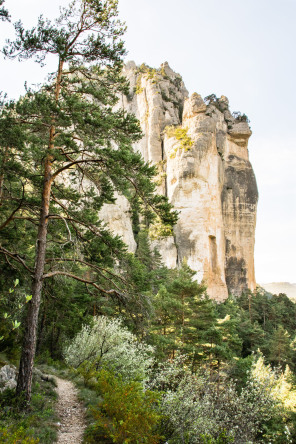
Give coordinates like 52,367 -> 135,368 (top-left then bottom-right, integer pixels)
165,125 -> 194,158
84,369 -> 161,443
2,261 -> 296,442
0,371 -> 58,443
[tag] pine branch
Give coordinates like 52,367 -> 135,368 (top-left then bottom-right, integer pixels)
51,158 -> 103,180
0,245 -> 33,273
45,257 -> 128,287
42,270 -> 127,302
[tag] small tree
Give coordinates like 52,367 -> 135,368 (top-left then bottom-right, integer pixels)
269,326 -> 293,369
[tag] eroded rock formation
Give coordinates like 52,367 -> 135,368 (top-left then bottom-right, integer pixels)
100,61 -> 258,300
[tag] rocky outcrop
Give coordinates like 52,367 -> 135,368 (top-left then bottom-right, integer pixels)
0,365 -> 55,393
0,365 -> 17,392
103,62 -> 258,300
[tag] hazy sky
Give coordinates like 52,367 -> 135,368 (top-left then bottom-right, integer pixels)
1,0 -> 295,283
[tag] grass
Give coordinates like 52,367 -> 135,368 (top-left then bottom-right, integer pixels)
77,386 -> 102,424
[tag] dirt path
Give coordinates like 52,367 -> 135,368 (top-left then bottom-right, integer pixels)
55,376 -> 86,444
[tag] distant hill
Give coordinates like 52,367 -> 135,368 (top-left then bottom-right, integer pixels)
260,282 -> 296,300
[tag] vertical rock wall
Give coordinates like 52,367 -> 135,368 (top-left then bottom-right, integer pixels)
100,62 -> 258,300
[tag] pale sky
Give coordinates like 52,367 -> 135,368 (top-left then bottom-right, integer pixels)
1,0 -> 295,283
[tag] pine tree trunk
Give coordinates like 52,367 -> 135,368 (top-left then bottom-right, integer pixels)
16,59 -> 63,404
16,158 -> 52,403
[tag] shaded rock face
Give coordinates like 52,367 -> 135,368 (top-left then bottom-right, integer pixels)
104,62 -> 258,300
222,157 -> 258,296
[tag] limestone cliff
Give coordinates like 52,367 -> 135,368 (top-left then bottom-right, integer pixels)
100,61 -> 258,301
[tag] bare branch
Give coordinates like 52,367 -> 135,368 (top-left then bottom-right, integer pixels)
0,245 -> 33,273
45,257 -> 127,288
51,158 -> 102,180
59,215 -> 72,245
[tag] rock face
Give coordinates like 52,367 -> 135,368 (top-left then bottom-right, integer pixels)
99,193 -> 137,253
104,62 -> 258,301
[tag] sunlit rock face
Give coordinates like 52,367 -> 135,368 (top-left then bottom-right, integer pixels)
99,193 -> 137,254
103,62 -> 258,300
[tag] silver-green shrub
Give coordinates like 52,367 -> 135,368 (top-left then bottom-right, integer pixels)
64,316 -> 154,382
148,356 -> 294,443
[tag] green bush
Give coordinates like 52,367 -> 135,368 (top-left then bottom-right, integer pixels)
85,369 -> 162,443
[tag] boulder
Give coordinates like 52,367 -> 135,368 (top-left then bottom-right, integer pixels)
0,364 -> 17,392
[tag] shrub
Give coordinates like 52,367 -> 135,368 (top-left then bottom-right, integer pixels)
200,429 -> 234,443
165,126 -> 193,158
64,316 -> 155,382
232,111 -> 250,123
148,217 -> 173,240
250,356 -> 296,442
148,355 -> 294,443
135,75 -> 143,94
0,426 -> 39,443
85,369 -> 162,443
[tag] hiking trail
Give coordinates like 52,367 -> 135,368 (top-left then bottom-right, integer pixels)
55,376 -> 86,444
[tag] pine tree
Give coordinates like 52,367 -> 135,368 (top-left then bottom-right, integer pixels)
183,292 -> 219,372
216,296 -> 243,360
0,0 -> 177,403
269,325 -> 293,369
150,262 -> 222,367
150,284 -> 183,358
